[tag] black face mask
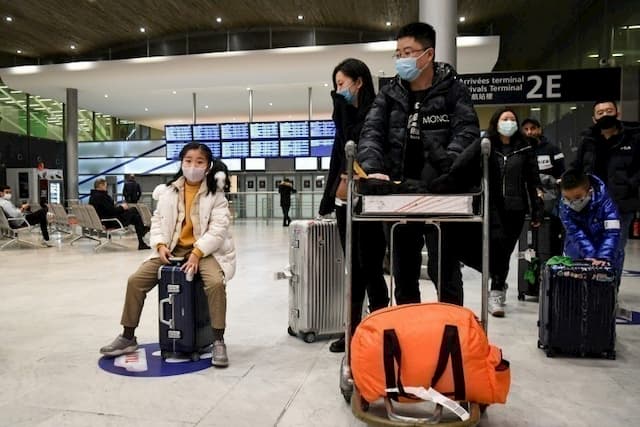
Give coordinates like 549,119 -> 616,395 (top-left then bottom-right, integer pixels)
595,114 -> 619,130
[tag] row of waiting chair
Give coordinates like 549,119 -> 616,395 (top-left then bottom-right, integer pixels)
0,203 -> 153,252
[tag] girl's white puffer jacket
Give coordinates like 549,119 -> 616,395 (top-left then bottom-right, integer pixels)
148,177 -> 236,280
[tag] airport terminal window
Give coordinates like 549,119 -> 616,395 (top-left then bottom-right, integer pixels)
0,85 -> 27,136
95,113 -> 114,141
78,109 -> 94,141
28,95 -> 63,141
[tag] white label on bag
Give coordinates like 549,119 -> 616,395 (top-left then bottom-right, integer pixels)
114,348 -> 148,372
385,386 -> 470,421
604,220 -> 620,230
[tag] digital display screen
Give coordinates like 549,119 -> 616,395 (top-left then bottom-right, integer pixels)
165,125 -> 193,142
250,122 -> 279,139
221,123 -> 249,140
280,140 -> 310,157
166,142 -> 185,160
310,139 -> 334,157
310,120 -> 336,138
193,124 -> 221,141
201,142 -> 222,158
279,121 -> 309,139
250,140 -> 279,158
221,141 -> 249,158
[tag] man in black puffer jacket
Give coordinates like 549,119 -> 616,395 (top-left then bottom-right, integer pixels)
573,100 -> 640,276
357,22 -> 480,306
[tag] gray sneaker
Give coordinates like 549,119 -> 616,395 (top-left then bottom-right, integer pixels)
100,335 -> 138,357
488,291 -> 505,317
212,340 -> 229,367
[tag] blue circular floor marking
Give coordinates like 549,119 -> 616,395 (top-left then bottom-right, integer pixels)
98,343 -> 212,377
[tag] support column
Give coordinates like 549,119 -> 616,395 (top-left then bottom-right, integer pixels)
419,0 -> 457,68
248,89 -> 254,122
308,87 -> 313,120
192,92 -> 197,124
65,88 -> 78,202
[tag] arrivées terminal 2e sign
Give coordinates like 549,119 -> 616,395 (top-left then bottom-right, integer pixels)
380,68 -> 621,105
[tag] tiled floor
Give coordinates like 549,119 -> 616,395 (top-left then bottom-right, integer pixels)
1,220 -> 639,427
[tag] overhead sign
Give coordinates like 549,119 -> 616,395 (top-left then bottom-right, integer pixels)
379,68 -> 621,105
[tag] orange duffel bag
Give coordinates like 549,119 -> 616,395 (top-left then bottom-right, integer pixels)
351,302 -> 511,405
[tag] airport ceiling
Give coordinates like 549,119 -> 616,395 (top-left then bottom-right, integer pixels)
0,0 -> 598,70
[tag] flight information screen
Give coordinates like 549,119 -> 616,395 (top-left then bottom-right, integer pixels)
310,139 -> 334,157
193,124 -> 221,141
165,142 -> 184,160
310,120 -> 336,138
250,122 -> 279,139
221,141 -> 249,158
250,140 -> 279,157
279,121 -> 309,139
201,142 -> 222,158
280,140 -> 310,157
221,123 -> 250,140
165,125 -> 193,142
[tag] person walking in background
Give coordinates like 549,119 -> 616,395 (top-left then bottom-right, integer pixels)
485,108 -> 543,317
572,100 -> 640,278
123,174 -> 142,203
278,178 -> 296,226
318,57 -> 389,352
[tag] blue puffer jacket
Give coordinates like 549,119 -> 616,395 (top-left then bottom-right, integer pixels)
560,174 -> 622,270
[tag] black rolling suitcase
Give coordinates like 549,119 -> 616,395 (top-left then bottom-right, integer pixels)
517,218 -> 555,301
158,259 -> 214,360
538,263 -> 617,359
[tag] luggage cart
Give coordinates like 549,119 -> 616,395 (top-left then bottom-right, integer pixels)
339,139 -> 492,426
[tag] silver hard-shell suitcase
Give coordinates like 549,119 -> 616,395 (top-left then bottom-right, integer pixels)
286,219 -> 345,343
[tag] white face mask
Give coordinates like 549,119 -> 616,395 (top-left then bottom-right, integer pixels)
182,166 -> 207,183
2,193 -> 12,200
497,120 -> 518,137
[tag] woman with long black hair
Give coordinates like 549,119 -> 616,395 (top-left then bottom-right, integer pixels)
485,108 -> 542,317
319,58 -> 389,352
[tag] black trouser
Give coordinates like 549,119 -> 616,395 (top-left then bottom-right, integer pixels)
490,210 -> 526,291
104,208 -> 146,243
281,204 -> 291,226
391,223 -> 465,306
336,205 -> 389,330
23,207 -> 50,241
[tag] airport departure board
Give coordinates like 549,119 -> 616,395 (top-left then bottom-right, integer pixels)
221,123 -> 250,140
250,140 -> 279,157
250,122 -> 279,139
202,142 -> 222,158
193,124 -> 221,141
279,121 -> 309,139
310,120 -> 336,138
280,140 -> 310,157
165,125 -> 193,142
310,139 -> 334,157
222,141 -> 250,158
166,142 -> 184,160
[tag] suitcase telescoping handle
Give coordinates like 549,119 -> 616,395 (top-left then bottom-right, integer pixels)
159,295 -> 174,329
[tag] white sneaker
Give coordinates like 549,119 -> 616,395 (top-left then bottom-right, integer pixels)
489,291 -> 505,317
41,240 -> 55,247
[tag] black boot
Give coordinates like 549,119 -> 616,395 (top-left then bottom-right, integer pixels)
329,334 -> 345,353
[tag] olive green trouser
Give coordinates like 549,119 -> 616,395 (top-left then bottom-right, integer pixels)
120,246 -> 226,329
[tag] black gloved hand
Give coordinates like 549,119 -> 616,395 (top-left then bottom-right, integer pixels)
428,173 -> 457,193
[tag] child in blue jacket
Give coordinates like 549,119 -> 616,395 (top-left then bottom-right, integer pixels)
559,169 -> 622,274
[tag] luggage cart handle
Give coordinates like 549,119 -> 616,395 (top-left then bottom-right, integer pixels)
159,295 -> 174,328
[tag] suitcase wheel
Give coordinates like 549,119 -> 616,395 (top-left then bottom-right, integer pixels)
303,332 -> 316,343
517,292 -> 525,301
606,351 -> 616,360
537,340 -> 544,349
191,352 -> 201,362
341,389 -> 352,404
546,348 -> 555,358
287,326 -> 297,337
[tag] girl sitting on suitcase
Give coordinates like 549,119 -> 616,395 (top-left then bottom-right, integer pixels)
559,168 -> 621,273
100,142 -> 236,367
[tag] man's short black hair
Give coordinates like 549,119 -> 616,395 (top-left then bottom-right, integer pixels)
592,100 -> 618,111
560,169 -> 589,190
521,118 -> 541,128
94,178 -> 107,189
396,22 -> 436,50
0,185 -> 10,192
